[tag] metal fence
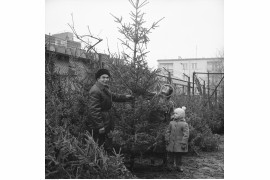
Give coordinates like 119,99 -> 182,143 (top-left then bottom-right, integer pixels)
157,71 -> 224,105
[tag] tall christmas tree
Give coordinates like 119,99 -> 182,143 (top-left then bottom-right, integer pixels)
108,0 -> 165,168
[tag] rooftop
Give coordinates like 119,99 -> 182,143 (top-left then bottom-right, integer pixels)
157,57 -> 223,62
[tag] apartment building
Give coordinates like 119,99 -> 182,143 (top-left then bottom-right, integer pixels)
45,32 -> 81,51
157,57 -> 224,86
45,32 -> 126,79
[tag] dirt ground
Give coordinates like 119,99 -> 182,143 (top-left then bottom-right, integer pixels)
130,136 -> 224,179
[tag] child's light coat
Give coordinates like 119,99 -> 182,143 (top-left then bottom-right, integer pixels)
165,118 -> 189,152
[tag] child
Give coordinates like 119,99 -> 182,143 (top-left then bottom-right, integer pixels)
165,106 -> 189,172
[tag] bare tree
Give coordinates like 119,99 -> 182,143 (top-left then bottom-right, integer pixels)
216,49 -> 224,73
68,13 -> 103,54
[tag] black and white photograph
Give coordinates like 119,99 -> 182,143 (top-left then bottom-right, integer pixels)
45,0 -> 224,178
3,0 -> 270,179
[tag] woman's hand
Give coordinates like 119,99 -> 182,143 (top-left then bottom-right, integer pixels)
180,143 -> 187,150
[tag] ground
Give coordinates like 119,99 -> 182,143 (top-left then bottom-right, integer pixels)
129,136 -> 224,179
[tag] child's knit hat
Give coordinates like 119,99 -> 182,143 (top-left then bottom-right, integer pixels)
174,106 -> 186,118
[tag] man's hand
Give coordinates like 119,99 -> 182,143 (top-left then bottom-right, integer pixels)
99,127 -> 105,134
126,95 -> 135,100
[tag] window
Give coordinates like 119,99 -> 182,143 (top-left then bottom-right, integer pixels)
159,63 -> 173,69
192,63 -> 197,70
56,39 -> 61,46
159,63 -> 173,76
168,69 -> 173,77
207,62 -> 213,71
55,39 -> 67,47
207,61 -> 222,72
182,74 -> 186,81
182,63 -> 188,70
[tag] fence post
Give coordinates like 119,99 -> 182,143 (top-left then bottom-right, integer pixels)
49,33 -> 51,49
168,71 -> 172,84
192,72 -> 195,96
203,81 -> 206,96
188,77 -> 190,97
207,72 -> 210,106
215,90 -> 217,106
182,85 -> 185,95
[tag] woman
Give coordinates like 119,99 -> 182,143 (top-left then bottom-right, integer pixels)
147,84 -> 175,166
149,84 -> 175,123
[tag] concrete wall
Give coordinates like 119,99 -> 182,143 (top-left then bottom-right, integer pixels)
52,32 -> 74,41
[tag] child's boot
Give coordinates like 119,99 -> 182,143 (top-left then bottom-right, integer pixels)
176,166 -> 184,172
173,158 -> 177,169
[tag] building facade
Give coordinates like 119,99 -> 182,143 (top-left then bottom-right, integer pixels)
157,57 -> 224,95
45,32 -> 81,50
45,32 -> 125,79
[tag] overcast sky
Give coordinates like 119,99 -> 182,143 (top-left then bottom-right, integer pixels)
45,0 -> 224,68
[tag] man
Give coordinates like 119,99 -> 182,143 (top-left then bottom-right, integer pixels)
85,68 -> 133,151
